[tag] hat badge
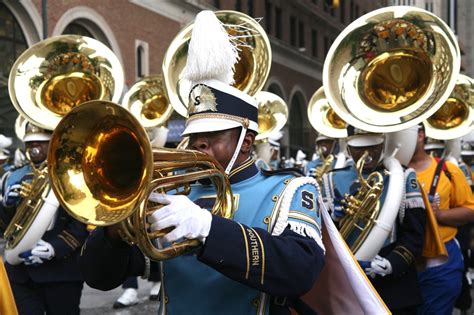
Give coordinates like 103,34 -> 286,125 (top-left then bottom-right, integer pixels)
188,84 -> 217,114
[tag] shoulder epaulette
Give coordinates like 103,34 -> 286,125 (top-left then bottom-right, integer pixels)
261,167 -> 304,177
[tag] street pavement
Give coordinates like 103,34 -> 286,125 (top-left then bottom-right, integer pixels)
80,279 -> 160,314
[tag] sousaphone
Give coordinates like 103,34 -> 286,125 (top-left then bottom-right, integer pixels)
9,34 -> 124,130
162,10 -> 271,117
424,74 -> 474,140
324,6 -> 460,133
4,35 -> 124,264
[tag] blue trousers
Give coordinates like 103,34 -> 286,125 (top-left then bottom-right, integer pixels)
417,239 -> 464,315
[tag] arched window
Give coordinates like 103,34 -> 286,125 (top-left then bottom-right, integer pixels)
267,83 -> 284,98
289,92 -> 315,158
63,22 -> 94,38
0,3 -> 27,137
0,3 -> 27,83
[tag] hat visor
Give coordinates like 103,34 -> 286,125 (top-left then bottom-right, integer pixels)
347,134 -> 384,147
23,133 -> 52,142
181,118 -> 242,136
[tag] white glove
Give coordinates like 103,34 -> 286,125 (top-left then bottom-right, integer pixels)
3,183 -> 22,206
147,193 -> 212,244
19,240 -> 55,266
364,255 -> 393,278
31,239 -> 55,260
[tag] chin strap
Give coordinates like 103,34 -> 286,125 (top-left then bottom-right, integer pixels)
225,119 -> 249,175
225,126 -> 247,174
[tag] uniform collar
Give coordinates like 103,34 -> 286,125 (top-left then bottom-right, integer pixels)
228,157 -> 258,184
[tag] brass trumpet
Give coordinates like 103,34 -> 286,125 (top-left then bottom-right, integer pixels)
48,101 -> 234,261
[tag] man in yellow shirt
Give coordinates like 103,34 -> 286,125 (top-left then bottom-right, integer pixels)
409,125 -> 474,314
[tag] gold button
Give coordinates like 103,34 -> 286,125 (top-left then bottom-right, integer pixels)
272,195 -> 278,202
253,298 -> 260,307
284,179 -> 291,185
165,296 -> 169,304
263,216 -> 270,224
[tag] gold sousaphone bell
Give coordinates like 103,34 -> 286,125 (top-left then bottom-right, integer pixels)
424,74 -> 474,140
162,10 -> 272,117
48,101 -> 234,261
255,91 -> 288,141
307,86 -> 348,138
122,74 -> 174,129
323,6 -> 460,133
9,35 -> 124,130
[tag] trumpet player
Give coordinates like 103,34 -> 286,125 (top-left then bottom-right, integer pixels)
0,123 -> 88,315
80,10 -> 326,314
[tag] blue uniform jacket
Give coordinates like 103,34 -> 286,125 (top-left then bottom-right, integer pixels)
0,164 -> 88,283
80,160 -> 325,314
322,163 -> 426,311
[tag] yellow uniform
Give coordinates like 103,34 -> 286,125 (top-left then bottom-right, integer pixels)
416,157 -> 474,242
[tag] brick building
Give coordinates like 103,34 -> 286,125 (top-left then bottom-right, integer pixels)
1,0 -> 386,158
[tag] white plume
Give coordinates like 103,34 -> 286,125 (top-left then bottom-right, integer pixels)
181,10 -> 239,86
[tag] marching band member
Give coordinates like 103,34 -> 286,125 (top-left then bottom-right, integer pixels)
80,11 -> 325,314
0,123 -> 88,315
305,135 -> 336,177
322,127 -> 427,314
409,125 -> 474,314
255,131 -> 282,171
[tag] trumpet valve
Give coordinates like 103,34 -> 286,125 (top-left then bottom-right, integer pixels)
20,182 -> 33,198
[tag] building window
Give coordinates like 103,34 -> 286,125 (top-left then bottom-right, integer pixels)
137,46 -> 144,78
265,0 -> 272,34
340,0 -> 345,24
0,3 -> 28,137
247,0 -> 254,17
214,0 -> 220,8
355,5 -> 359,18
275,7 -> 282,39
323,0 -> 330,12
235,0 -> 242,11
298,21 -> 305,48
448,0 -> 457,33
289,93 -> 311,157
311,29 -> 318,57
324,36 -> 330,55
63,22 -> 94,38
0,3 -> 27,80
135,40 -> 149,80
290,16 -> 297,46
350,0 -> 355,20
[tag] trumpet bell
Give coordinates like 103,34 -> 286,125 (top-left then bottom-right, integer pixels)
122,75 -> 173,129
308,87 -> 348,138
163,10 -> 271,117
425,74 -> 474,140
9,35 -> 124,130
323,6 -> 460,133
48,100 -> 152,225
255,91 -> 288,141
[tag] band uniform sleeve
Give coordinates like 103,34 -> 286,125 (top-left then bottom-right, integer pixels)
198,182 -> 325,297
80,227 -> 146,291
41,208 -> 89,259
385,171 -> 426,276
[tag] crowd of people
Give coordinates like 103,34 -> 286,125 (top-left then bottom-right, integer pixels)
1,5 -> 474,315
